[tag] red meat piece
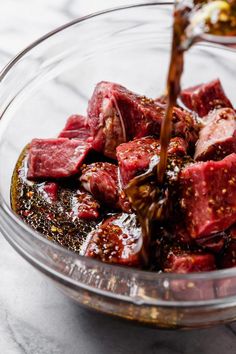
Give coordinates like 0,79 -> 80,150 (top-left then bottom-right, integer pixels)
163,247 -> 216,273
180,153 -> 236,238
84,213 -> 143,267
194,108 -> 236,161
39,182 -> 58,202
171,106 -> 199,147
27,138 -> 91,179
87,82 -> 129,159
117,136 -> 187,187
80,162 -> 119,208
71,189 -> 100,219
117,137 -> 160,187
174,225 -> 226,254
155,96 -> 199,146
88,81 -> 197,158
58,114 -> 92,141
181,78 -> 233,117
80,162 -> 131,212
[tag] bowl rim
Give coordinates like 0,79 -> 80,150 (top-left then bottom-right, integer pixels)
1,1 -> 236,307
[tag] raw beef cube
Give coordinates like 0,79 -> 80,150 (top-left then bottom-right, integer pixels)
194,108 -> 236,161
87,82 -> 130,159
38,182 -> 58,202
27,138 -> 91,179
71,189 -> 100,219
171,106 -> 200,146
117,137 -> 160,187
181,78 -> 233,117
163,247 -> 216,273
58,114 -> 92,141
80,162 -> 131,212
156,243 -> 216,299
180,153 -> 236,238
84,213 -> 143,267
117,136 -> 187,187
80,162 -> 119,208
155,97 -> 199,146
88,81 -> 198,158
167,137 -> 187,156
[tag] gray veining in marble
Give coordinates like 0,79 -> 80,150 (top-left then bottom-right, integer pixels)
1,1 -> 236,353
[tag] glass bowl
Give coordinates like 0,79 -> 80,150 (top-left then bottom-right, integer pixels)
1,2 -> 236,329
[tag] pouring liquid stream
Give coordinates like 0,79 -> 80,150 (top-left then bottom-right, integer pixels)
158,0 -> 236,182
158,6 -> 186,183
126,0 -> 236,264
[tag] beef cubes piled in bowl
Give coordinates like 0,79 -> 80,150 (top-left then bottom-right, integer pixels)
11,78 -> 236,273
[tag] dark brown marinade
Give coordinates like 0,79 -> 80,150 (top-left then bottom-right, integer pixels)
11,146 -> 102,253
125,154 -> 193,265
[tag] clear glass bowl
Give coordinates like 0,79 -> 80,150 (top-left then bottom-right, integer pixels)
0,2 -> 236,329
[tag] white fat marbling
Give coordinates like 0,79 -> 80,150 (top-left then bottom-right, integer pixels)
1,1 -> 236,353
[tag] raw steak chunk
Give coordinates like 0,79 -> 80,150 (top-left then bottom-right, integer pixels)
181,78 -> 233,117
80,162 -> 119,208
84,213 -> 143,266
38,182 -> 58,202
80,162 -> 131,212
71,189 -> 100,219
155,96 -> 199,146
87,82 -> 129,159
117,137 -> 160,187
28,138 -> 91,179
171,106 -> 199,147
194,108 -> 236,161
180,153 -> 236,238
117,136 -> 187,187
163,247 -> 216,273
58,114 -> 92,141
88,81 -> 197,158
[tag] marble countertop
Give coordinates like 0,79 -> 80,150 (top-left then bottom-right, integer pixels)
1,1 -> 236,353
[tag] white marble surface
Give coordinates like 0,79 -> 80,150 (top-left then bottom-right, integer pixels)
1,1 -> 236,353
